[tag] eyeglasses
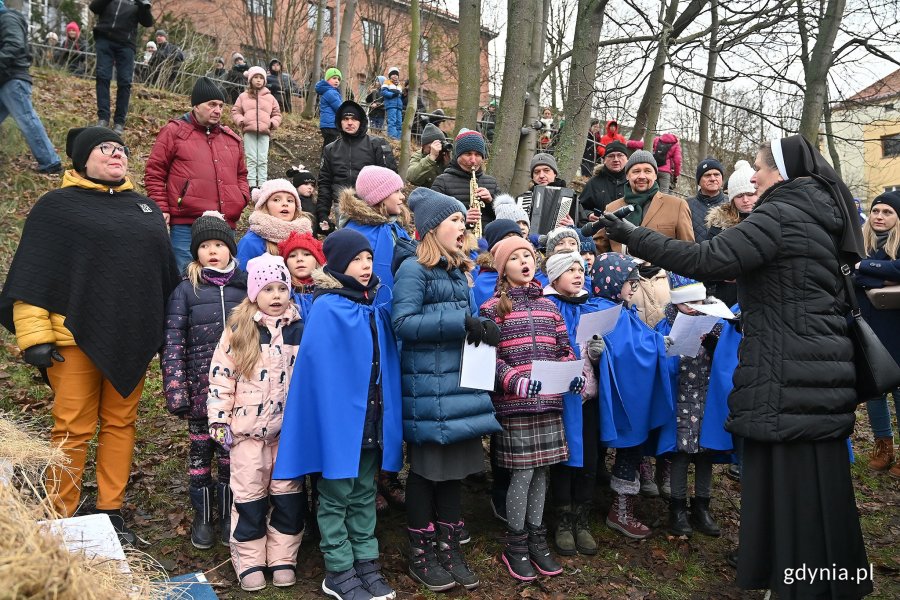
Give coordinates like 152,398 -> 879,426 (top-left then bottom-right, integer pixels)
628,280 -> 639,291
97,142 -> 130,157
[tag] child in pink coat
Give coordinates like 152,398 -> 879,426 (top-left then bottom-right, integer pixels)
232,65 -> 282,187
207,253 -> 304,592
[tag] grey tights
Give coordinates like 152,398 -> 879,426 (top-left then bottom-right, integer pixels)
505,466 -> 548,532
669,452 -> 714,500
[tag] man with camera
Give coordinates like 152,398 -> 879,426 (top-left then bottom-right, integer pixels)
407,123 -> 451,187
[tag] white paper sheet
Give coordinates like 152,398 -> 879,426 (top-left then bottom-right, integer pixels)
459,341 -> 497,391
685,299 -> 737,319
40,513 -> 130,572
529,359 -> 586,395
575,304 -> 623,343
667,312 -> 721,357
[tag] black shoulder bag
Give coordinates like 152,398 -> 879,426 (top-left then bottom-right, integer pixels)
839,263 -> 900,401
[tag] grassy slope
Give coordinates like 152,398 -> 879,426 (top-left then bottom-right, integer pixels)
0,68 -> 897,599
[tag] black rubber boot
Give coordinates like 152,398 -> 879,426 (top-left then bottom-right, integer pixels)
436,521 -> 479,589
667,497 -> 693,537
189,486 -> 215,549
216,482 -> 233,546
407,525 -> 456,592
501,529 -> 536,582
527,523 -> 563,576
690,496 -> 721,537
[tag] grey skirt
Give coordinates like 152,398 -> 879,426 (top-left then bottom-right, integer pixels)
408,437 -> 485,481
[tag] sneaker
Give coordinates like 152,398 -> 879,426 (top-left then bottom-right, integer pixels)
606,493 -> 651,539
96,509 -> 137,545
323,567 -> 374,600
354,560 -> 395,600
272,568 -> 296,587
240,570 -> 267,592
638,459 -> 659,498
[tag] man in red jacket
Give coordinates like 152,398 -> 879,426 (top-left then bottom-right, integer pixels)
145,77 -> 250,272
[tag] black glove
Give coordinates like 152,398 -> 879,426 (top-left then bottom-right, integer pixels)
482,319 -> 501,347
23,343 -> 65,369
700,333 -> 719,355
597,212 -> 637,243
464,314 -> 485,346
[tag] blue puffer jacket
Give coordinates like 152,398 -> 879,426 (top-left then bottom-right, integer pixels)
316,79 -> 343,130
392,257 -> 501,445
161,267 -> 248,419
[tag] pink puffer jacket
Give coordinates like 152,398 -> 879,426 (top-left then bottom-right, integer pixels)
231,87 -> 282,134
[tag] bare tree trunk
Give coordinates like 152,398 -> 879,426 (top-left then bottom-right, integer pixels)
823,88 -> 842,179
509,0 -> 550,195
798,0 -> 846,143
487,0 -> 537,190
455,0 -> 481,135
696,0 -> 718,160
554,0 -> 608,182
301,1 -> 327,119
399,0 -> 421,179
337,0 -> 358,98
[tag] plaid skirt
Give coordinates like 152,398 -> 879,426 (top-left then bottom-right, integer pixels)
495,412 -> 568,469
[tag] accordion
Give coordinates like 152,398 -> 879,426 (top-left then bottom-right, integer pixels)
517,185 -> 578,235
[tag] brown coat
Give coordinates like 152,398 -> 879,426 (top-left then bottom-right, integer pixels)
593,191 -> 695,254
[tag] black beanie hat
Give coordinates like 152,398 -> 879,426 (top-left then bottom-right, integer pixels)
483,219 -> 523,250
191,76 -> 226,106
871,190 -> 900,215
322,229 -> 372,273
604,140 -> 627,157
286,166 -> 316,187
65,126 -> 126,173
190,211 -> 237,260
696,157 -> 724,182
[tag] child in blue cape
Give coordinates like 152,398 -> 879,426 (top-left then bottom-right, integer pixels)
654,274 -> 730,538
542,251 -> 613,556
340,165 -> 412,293
277,230 -> 325,321
590,252 -> 673,540
273,229 -> 402,600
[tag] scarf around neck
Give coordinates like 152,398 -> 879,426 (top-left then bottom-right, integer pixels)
249,211 -> 311,243
623,182 -> 659,225
201,259 -> 237,286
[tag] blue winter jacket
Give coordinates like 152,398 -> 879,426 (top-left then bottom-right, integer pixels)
381,83 -> 403,111
235,230 -> 266,268
316,79 -> 343,130
392,257 -> 501,445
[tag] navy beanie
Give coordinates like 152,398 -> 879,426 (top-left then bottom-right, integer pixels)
322,229 -> 372,273
696,157 -> 724,182
453,128 -> 487,160
871,190 -> 900,215
408,187 -> 466,237
483,219 -> 522,250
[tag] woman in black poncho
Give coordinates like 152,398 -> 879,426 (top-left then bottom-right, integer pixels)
595,135 -> 872,600
0,127 -> 180,543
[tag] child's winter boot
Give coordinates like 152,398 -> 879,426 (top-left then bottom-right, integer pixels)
436,521 -> 479,589
501,529 -> 537,581
188,485 -> 215,549
553,505 -> 576,556
216,482 -> 233,546
407,524 -> 456,591
573,503 -> 598,555
667,497 -> 692,537
690,496 -> 720,537
526,522 -> 563,576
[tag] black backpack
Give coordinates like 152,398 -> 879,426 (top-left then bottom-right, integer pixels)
653,141 -> 673,166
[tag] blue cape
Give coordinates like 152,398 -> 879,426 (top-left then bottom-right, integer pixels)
274,286 -> 403,480
596,299 -> 673,448
344,221 -> 411,292
473,270 -> 498,311
654,315 -> 734,454
546,295 -> 621,466
235,230 -> 266,268
290,289 -> 314,322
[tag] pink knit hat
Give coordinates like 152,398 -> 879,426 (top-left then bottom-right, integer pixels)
246,253 -> 290,302
491,236 -> 535,281
355,165 -> 404,206
252,178 -> 301,210
245,65 -> 267,81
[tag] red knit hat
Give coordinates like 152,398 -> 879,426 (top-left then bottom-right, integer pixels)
66,22 -> 80,35
278,230 -> 326,267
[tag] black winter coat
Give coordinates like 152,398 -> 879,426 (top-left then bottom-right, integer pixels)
0,7 -> 32,86
625,177 -> 858,442
686,192 -> 727,242
316,104 -> 397,224
267,72 -> 300,113
854,247 -> 900,362
431,161 -> 501,226
89,0 -> 154,50
578,166 -> 626,225
162,270 -> 248,418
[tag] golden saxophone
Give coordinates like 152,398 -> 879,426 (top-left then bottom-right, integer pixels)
470,168 -> 484,239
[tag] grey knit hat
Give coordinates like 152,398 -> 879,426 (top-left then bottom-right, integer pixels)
543,226 -> 580,255
408,187 -> 466,237
492,194 -> 529,225
530,152 -> 558,175
421,123 -> 446,147
624,149 -> 658,174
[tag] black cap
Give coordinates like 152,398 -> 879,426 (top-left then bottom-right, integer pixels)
604,140 -> 627,157
65,126 -> 126,173
190,213 -> 236,259
322,229 -> 372,273
191,76 -> 226,106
